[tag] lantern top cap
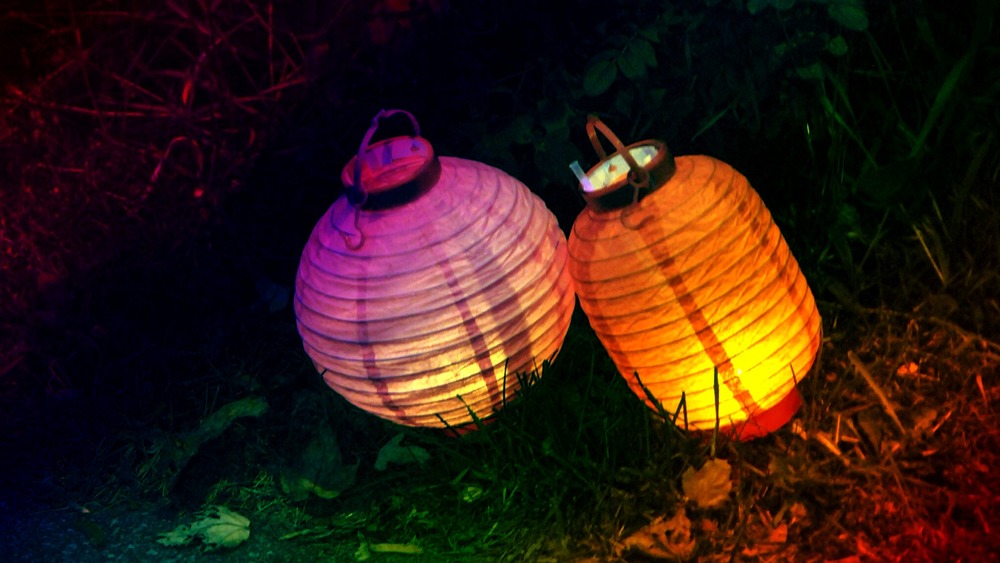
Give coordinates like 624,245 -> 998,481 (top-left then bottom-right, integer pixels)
574,116 -> 676,212
341,109 -> 441,210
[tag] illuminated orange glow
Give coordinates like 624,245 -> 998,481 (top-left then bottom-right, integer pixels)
569,117 -> 821,439
295,110 -> 574,429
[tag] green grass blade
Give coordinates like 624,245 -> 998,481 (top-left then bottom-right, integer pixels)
908,50 -> 974,159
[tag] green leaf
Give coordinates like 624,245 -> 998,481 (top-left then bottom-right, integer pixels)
507,114 -> 534,144
827,0 -> 868,31
375,433 -> 430,471
638,26 -> 660,43
613,89 -> 635,118
617,46 -> 647,81
633,38 -> 657,68
795,62 -> 824,81
854,158 -> 919,208
617,38 -> 656,82
826,35 -> 849,56
647,88 -> 666,107
535,131 -> 582,185
536,99 -> 570,135
834,202 -> 862,238
584,58 -> 618,96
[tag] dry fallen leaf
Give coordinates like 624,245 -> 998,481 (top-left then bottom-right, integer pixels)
157,505 -> 250,552
788,501 -> 808,526
618,508 -> 696,560
910,407 -> 938,439
896,361 -> 920,377
374,433 -> 430,471
742,522 -> 788,557
682,458 -> 732,508
767,522 -> 788,544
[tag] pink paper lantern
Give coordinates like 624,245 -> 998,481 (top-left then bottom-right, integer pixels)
568,117 -> 822,439
295,110 -> 575,429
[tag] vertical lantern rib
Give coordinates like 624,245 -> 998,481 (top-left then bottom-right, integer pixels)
631,209 -> 760,420
356,278 -> 417,425
435,254 -> 502,409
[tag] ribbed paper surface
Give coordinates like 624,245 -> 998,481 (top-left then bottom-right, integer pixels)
296,157 -> 574,428
570,155 -> 821,436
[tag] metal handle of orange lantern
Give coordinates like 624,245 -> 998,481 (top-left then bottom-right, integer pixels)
576,116 -> 675,213
586,115 -> 650,200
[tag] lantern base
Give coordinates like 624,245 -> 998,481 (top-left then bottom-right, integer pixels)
726,387 -> 802,440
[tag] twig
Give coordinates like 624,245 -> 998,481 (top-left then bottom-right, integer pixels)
847,351 -> 906,436
2,95 -> 175,118
851,305 -> 1000,354
976,374 -> 990,407
790,421 -> 849,467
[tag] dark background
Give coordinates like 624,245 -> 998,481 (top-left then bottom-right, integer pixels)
0,1 -> 997,558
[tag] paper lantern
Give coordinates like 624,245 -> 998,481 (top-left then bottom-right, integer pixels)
295,109 -> 575,429
568,117 -> 821,439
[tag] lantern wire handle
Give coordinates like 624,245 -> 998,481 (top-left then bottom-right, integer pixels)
341,109 -> 423,250
585,115 -> 650,196
343,208 -> 365,250
349,109 -> 422,208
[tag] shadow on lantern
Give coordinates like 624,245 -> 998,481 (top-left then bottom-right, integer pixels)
294,109 -> 576,431
568,116 -> 822,440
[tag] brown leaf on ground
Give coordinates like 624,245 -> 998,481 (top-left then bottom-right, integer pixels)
617,508 -> 696,561
682,458 -> 732,508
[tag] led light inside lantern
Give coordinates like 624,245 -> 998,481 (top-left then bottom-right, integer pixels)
295,109 -> 575,429
568,116 -> 822,439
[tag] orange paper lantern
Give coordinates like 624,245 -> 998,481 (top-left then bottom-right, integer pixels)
295,110 -> 575,429
568,117 -> 821,439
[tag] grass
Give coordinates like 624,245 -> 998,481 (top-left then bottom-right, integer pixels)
2,1 -> 999,561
